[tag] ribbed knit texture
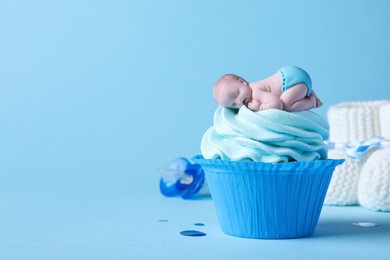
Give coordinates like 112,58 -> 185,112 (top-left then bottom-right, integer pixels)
358,149 -> 390,211
380,104 -> 390,139
328,100 -> 389,143
325,149 -> 373,205
357,103 -> 390,211
325,100 -> 390,207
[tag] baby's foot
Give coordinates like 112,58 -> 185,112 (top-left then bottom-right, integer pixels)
307,92 -> 318,109
316,98 -> 323,108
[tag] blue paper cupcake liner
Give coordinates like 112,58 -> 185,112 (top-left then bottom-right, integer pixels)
192,155 -> 344,239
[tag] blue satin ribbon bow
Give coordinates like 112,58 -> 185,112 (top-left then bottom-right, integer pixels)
327,136 -> 390,161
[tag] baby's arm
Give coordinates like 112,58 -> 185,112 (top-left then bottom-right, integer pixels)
248,91 -> 283,111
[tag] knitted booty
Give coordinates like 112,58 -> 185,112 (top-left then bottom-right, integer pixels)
325,100 -> 389,206
328,101 -> 387,142
357,103 -> 390,211
358,149 -> 390,211
325,150 -> 365,205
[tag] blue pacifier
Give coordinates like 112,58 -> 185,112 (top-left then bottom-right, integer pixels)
157,157 -> 206,199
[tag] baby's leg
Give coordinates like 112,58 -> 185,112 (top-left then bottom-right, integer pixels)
280,83 -> 308,110
288,96 -> 316,111
288,91 -> 322,111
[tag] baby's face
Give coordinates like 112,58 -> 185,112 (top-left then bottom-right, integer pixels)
214,75 -> 252,108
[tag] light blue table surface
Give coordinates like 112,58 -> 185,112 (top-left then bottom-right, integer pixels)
1,167 -> 389,260
1,0 -> 390,259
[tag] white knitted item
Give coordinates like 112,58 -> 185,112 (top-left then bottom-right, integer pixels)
380,104 -> 390,139
358,149 -> 390,211
328,100 -> 389,143
325,149 -> 371,205
325,100 -> 390,206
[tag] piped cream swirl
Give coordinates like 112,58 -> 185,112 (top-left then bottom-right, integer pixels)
201,106 -> 329,163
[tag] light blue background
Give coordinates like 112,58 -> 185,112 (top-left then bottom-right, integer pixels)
1,0 -> 389,259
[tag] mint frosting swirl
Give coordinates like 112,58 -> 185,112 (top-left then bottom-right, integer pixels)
201,106 -> 329,163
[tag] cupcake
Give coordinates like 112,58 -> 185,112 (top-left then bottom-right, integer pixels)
192,106 -> 344,239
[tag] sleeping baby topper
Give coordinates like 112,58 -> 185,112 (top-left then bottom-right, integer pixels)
213,66 -> 322,111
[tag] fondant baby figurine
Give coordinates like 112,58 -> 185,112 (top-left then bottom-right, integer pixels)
213,66 -> 322,111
